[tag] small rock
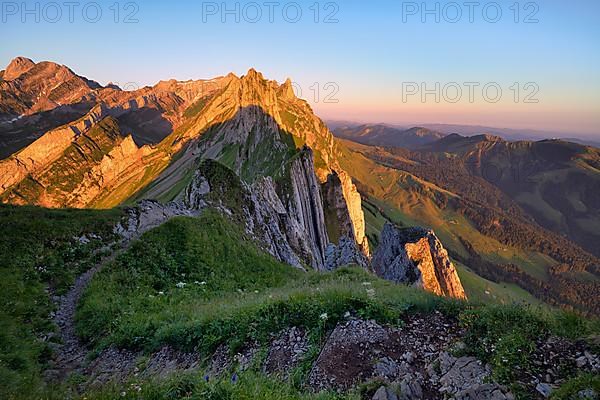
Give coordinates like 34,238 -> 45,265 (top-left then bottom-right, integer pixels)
373,357 -> 400,378
576,356 -> 588,368
399,376 -> 423,400
536,383 -> 553,398
373,386 -> 399,400
403,351 -> 416,364
578,388 -> 598,399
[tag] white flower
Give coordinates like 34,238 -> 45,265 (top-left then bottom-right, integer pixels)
176,282 -> 187,289
158,291 -> 165,296
366,288 -> 376,299
344,311 -> 351,318
362,282 -> 372,286
320,313 -> 328,321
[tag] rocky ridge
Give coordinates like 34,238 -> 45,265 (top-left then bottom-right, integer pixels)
0,58 -> 369,263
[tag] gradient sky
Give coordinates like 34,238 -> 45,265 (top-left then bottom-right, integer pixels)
1,0 -> 599,138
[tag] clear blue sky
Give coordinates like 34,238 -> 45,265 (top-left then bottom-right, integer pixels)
1,0 -> 599,137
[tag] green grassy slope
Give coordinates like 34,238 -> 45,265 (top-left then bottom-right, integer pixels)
1,204 -> 598,400
425,136 -> 600,258
69,211 -> 600,399
0,205 -> 123,397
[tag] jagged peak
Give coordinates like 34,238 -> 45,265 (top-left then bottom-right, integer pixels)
4,56 -> 36,80
279,78 -> 296,100
244,68 -> 264,80
373,222 -> 466,299
106,82 -> 122,91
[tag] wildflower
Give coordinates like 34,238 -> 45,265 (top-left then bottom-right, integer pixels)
320,313 -> 328,321
366,288 -> 376,299
204,374 -> 210,382
344,311 -> 351,318
176,282 -> 186,289
158,291 -> 165,296
231,373 -> 238,384
362,282 -> 372,286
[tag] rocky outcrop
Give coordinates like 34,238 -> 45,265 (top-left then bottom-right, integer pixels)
372,223 -> 466,299
306,316 -> 513,399
285,148 -> 330,268
323,171 -> 369,269
183,151 -> 368,271
114,200 -> 198,241
337,170 -> 370,257
183,158 -> 305,269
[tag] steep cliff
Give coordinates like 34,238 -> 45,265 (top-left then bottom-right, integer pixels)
322,172 -> 369,269
181,155 -> 363,270
372,223 -> 466,299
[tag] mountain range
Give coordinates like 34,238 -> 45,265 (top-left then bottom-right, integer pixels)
328,120 -> 600,148
332,124 -> 445,150
1,57 -> 599,399
2,57 -> 599,313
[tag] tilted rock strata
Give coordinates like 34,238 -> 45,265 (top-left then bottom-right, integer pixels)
183,154 -> 367,271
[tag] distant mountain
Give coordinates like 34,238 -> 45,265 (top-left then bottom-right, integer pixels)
422,134 -> 600,258
337,137 -> 600,314
332,124 -> 445,149
0,57 -> 104,158
327,120 -> 600,149
415,123 -> 600,148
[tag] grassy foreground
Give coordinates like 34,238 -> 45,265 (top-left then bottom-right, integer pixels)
1,206 -> 599,399
0,205 -> 123,397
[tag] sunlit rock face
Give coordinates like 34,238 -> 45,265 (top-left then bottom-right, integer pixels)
372,223 -> 466,299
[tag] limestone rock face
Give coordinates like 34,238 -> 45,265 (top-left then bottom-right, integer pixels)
183,157 -> 324,269
337,170 -> 370,258
285,148 -> 330,268
322,172 -> 369,269
182,149 -> 368,271
372,223 -> 466,299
